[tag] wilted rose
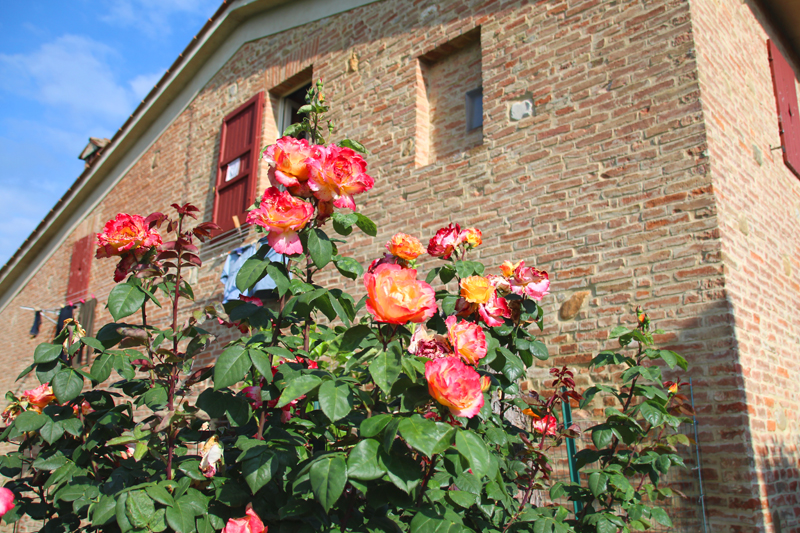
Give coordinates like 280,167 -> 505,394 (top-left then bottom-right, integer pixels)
427,223 -> 461,259
445,316 -> 487,365
22,383 -> 56,413
386,233 -> 425,261
222,505 -> 265,533
460,276 -> 494,305
509,261 -> 550,301
425,357 -> 485,418
307,144 -> 373,210
246,187 -> 314,255
408,325 -> 452,359
263,136 -> 317,195
364,263 -> 437,324
199,436 -> 224,478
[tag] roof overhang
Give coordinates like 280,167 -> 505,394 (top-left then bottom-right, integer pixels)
759,0 -> 800,61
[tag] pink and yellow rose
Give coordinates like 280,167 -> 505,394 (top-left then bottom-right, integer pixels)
307,145 -> 374,210
364,263 -> 437,324
523,411 -> 558,436
263,136 -> 317,195
22,383 -> 56,413
445,316 -> 487,365
0,488 -> 14,518
425,357 -> 485,418
459,227 -> 482,248
460,276 -> 494,305
242,386 -> 263,409
246,187 -> 314,255
222,505 -> 265,533
96,213 -> 163,281
386,233 -> 425,261
427,223 -> 461,259
509,261 -> 550,301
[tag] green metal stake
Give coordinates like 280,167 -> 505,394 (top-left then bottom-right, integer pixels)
561,387 -> 583,515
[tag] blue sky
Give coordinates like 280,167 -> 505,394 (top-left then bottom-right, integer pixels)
0,0 -> 220,266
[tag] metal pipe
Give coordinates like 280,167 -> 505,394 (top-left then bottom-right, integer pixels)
689,378 -> 708,533
561,387 -> 583,515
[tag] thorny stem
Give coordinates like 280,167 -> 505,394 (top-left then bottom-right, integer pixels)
503,461 -> 540,533
165,215 -> 184,481
415,455 -> 439,507
303,254 -> 312,352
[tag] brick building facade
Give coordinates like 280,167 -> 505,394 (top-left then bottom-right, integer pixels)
0,0 -> 798,530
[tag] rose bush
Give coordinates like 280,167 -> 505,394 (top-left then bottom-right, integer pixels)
0,81 -> 691,533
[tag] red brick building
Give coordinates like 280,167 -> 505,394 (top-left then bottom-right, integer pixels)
0,0 -> 798,530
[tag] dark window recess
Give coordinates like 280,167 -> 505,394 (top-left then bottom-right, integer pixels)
279,83 -> 312,138
466,87 -> 483,131
213,92 -> 265,234
768,39 -> 800,179
66,235 -> 93,302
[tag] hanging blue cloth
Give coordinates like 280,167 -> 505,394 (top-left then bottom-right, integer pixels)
220,240 -> 285,303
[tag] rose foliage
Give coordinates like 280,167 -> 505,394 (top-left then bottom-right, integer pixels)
0,81 -> 691,533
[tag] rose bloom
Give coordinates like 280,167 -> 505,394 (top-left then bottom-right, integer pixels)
0,487 -> 14,518
72,400 -> 92,417
425,357 -> 485,419
427,223 -> 461,259
459,227 -> 482,248
242,386 -> 263,409
486,274 -> 512,295
222,505 -> 265,533
480,375 -> 491,392
200,436 -> 224,478
364,263 -> 437,324
499,260 -> 521,278
22,383 -> 56,413
478,293 -> 512,326
386,233 -> 425,261
246,187 -> 314,255
263,136 -> 316,194
526,413 -> 557,436
445,316 -> 487,366
96,213 -> 162,259
460,276 -> 494,304
307,144 -> 374,210
408,325 -> 452,359
509,261 -> 550,301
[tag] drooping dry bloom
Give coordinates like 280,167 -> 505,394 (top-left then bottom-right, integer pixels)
459,227 -> 482,248
408,325 -> 452,359
307,144 -> 374,210
445,316 -> 487,365
222,505 -> 266,533
199,436 -> 224,478
460,276 -> 495,305
425,357 -> 485,419
386,233 -> 425,261
364,263 -> 437,324
263,136 -> 317,195
246,187 -> 314,255
427,223 -> 461,259
22,383 -> 56,413
509,261 -> 550,301
0,488 -> 14,517
486,274 -> 512,295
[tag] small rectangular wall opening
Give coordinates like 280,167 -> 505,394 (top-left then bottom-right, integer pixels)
415,27 -> 482,167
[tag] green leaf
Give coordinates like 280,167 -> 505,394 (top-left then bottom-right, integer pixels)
165,498 -> 198,533
14,410 -> 45,432
236,257 -> 268,292
355,213 -> 377,236
52,369 -> 84,403
107,283 -> 147,321
310,454 -> 347,511
360,414 -> 392,438
126,490 -> 155,529
91,353 -> 113,382
213,345 -> 251,390
332,212 -> 358,236
609,326 -> 629,338
588,472 -> 608,498
334,256 -> 364,280
592,426 -> 615,449
649,507 -> 672,527
146,485 -> 175,507
596,518 -> 616,533
266,262 -> 291,297
529,340 -> 548,361
40,418 -> 65,444
243,449 -> 278,494
276,375 -> 320,408
500,347 -> 526,382
399,416 -> 454,458
347,438 -> 383,480
340,325 -> 372,353
116,492 -> 133,532
248,349 -> 273,381
369,342 -> 402,394
34,343 -> 63,364
455,431 -> 491,477
307,228 -> 333,269
92,494 -> 116,526
639,402 -> 664,427
151,509 -> 168,532
319,380 -> 353,422
339,138 -> 368,154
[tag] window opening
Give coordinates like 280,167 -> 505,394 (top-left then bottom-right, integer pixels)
279,83 -> 312,138
466,87 -> 483,131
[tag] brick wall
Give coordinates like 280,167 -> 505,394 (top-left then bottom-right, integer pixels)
0,0 -> 779,529
690,0 -> 800,531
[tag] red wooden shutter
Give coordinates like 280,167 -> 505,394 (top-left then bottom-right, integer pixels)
768,39 -> 800,179
66,235 -> 93,301
213,92 -> 265,233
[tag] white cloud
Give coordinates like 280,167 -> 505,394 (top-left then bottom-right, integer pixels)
130,70 -> 166,101
100,0 -> 220,39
